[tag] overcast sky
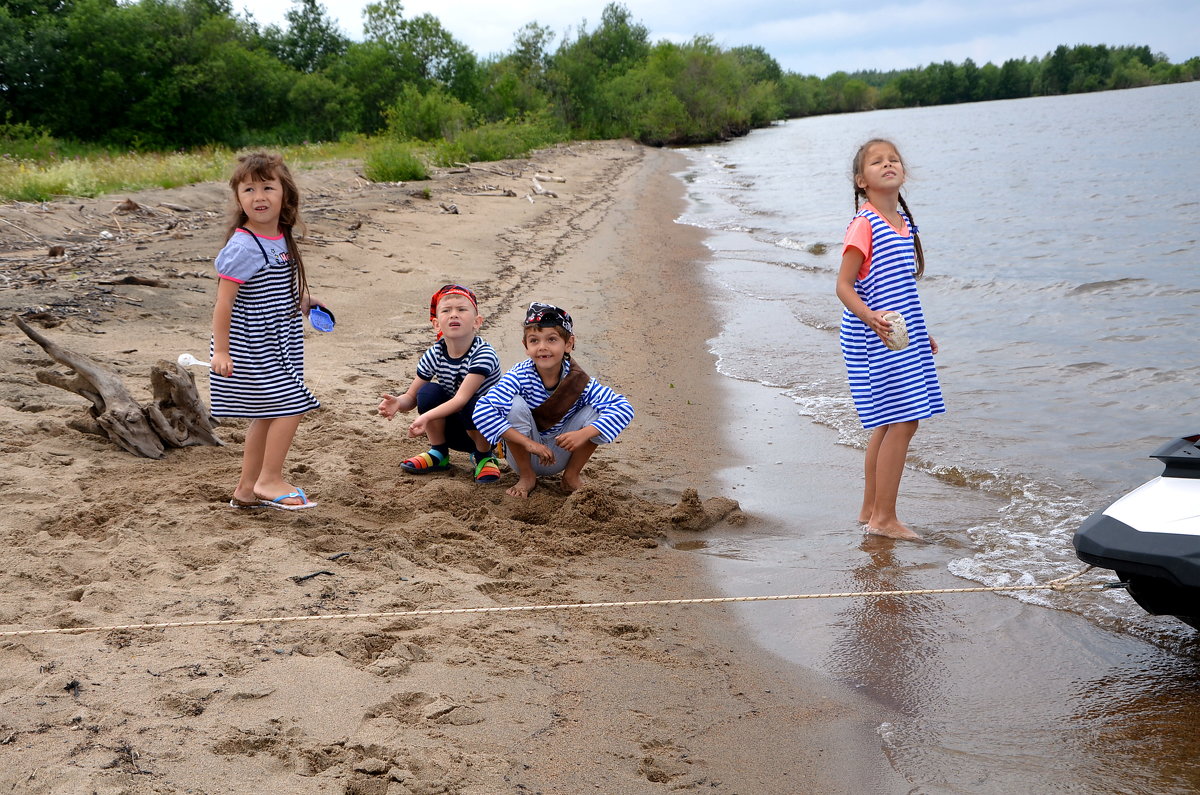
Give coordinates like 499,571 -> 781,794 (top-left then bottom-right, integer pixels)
241,0 -> 1198,77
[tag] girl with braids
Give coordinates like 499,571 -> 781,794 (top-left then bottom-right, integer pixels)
210,152 -> 324,510
835,138 -> 944,540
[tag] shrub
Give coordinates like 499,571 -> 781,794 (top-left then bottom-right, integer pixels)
385,84 -> 475,142
364,142 -> 430,182
430,116 -> 566,166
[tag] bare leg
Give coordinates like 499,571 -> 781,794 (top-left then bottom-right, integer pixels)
559,440 -> 597,493
232,418 -> 269,504
468,429 -> 492,454
505,445 -> 538,498
859,426 -> 887,524
251,414 -> 306,505
424,416 -> 446,446
865,420 -> 920,540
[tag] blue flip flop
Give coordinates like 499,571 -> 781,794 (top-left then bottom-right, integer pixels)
259,488 -> 318,511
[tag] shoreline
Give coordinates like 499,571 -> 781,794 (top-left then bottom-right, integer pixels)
0,141 -> 898,793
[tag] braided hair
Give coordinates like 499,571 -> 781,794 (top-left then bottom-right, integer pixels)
852,139 -> 925,280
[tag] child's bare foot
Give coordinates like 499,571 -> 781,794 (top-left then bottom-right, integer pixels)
255,481 -> 306,507
866,522 -> 922,541
506,476 -> 537,498
560,471 -> 586,493
231,488 -> 258,505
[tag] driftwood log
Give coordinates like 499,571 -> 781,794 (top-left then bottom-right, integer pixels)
530,178 -> 558,198
14,315 -> 222,458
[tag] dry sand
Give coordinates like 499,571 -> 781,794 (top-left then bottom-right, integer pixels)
0,142 -> 894,793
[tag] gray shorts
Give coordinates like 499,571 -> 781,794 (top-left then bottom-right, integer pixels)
503,396 -> 605,476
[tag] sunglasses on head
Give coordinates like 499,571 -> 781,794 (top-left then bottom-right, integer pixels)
524,302 -> 573,334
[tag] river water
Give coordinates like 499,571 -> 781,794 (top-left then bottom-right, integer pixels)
674,82 -> 1200,793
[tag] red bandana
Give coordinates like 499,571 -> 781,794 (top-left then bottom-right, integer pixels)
429,284 -> 478,338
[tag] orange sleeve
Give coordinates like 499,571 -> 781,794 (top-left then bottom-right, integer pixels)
841,216 -> 872,280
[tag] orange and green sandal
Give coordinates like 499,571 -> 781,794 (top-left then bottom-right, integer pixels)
400,448 -> 449,474
472,451 -> 501,484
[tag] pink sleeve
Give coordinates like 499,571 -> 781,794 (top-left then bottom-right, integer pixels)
841,216 -> 872,280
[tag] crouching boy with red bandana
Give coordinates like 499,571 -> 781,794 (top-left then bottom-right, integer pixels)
378,284 -> 503,483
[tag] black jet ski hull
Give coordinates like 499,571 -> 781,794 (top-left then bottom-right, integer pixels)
1073,436 -> 1200,629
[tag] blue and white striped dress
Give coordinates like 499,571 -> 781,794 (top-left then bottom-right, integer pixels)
839,206 -> 944,429
209,229 -> 320,418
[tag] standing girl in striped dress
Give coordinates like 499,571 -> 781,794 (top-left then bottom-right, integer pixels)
210,152 -> 322,511
836,139 -> 944,540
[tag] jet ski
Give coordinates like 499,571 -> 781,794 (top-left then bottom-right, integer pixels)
1073,435 -> 1200,629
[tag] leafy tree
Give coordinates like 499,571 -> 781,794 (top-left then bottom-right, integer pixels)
997,58 -> 1032,99
510,21 -> 554,77
262,0 -> 349,74
546,2 -> 649,132
287,72 -> 355,140
777,73 -> 822,116
362,0 -> 479,102
730,45 -> 782,83
1039,45 -> 1072,94
325,40 -> 405,133
476,23 -> 554,121
601,37 -> 780,145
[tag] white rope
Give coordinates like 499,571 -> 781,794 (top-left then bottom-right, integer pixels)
0,566 -> 1103,638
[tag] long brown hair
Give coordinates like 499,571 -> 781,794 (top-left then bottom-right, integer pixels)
224,152 -> 309,312
851,138 -> 925,279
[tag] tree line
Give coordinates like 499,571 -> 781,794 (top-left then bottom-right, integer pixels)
1,0 -> 1197,153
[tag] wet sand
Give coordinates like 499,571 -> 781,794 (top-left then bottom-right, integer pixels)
0,142 -> 904,793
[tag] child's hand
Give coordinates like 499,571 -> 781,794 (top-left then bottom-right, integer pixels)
408,415 -> 428,438
555,428 -> 596,452
378,393 -> 412,419
865,309 -> 894,342
525,440 -> 556,466
929,335 -> 939,355
211,352 -> 234,377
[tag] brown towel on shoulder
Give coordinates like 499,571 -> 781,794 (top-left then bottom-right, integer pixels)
531,363 -> 589,433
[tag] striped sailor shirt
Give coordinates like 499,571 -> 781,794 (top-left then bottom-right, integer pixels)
415,336 -> 501,397
472,357 -> 634,445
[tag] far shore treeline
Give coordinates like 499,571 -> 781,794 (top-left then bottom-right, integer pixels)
1,0 -> 1198,194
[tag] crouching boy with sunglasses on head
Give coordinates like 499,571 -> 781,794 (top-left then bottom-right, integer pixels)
471,302 -> 634,498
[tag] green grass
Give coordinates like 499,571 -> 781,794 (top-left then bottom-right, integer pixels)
0,122 -> 573,202
0,136 -> 376,203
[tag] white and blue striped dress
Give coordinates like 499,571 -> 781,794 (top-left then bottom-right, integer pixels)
839,207 -> 944,429
209,229 -> 320,418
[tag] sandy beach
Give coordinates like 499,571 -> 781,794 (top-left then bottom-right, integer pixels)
0,142 -> 901,793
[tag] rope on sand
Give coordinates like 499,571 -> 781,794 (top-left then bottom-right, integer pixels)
0,567 -> 1106,639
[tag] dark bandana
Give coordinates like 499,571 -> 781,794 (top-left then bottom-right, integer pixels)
523,301 -> 573,335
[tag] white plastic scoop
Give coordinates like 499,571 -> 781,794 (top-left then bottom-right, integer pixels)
177,353 -> 211,368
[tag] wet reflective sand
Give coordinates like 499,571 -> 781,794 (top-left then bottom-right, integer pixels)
682,376 -> 1200,794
